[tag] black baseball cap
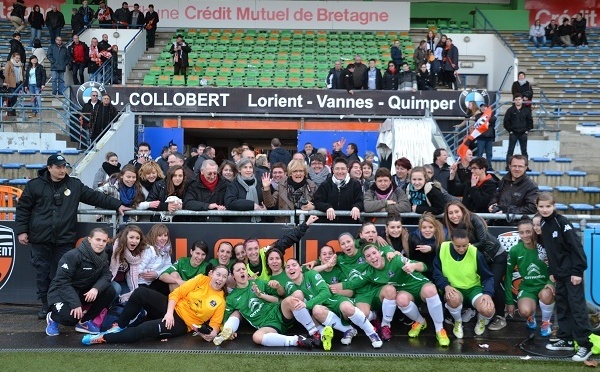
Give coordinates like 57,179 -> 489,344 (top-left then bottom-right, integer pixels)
47,154 -> 70,167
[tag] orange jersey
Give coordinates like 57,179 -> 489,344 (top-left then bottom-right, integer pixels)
169,274 -> 226,331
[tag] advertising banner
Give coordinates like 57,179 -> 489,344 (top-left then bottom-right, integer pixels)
72,85 -> 495,118
525,0 -> 598,27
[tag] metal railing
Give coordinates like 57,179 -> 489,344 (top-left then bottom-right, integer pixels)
89,58 -> 115,86
2,207 -> 600,233
0,91 -> 90,148
474,8 -> 516,60
498,65 -> 514,92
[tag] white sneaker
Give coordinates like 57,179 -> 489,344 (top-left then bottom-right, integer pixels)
487,315 -> 507,331
572,346 -> 592,362
474,318 -> 487,336
340,328 -> 358,345
461,308 -> 477,323
453,320 -> 464,339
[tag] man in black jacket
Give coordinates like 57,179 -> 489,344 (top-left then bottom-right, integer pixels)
79,92 -> 100,146
45,229 -> 116,336
46,4 -> 65,45
341,63 -> 355,94
363,59 -> 382,90
503,93 -> 533,168
326,60 -> 342,89
113,1 -> 131,28
268,137 -> 292,167
488,154 -> 538,222
314,157 -> 363,224
170,35 -> 191,83
79,0 -> 95,28
128,3 -> 145,28
7,32 -> 25,63
430,148 -> 451,190
16,155 -> 127,319
572,13 -> 588,47
71,8 -> 85,36
92,94 -> 118,143
183,159 -> 228,222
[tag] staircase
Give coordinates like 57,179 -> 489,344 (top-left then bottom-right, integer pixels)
497,30 -> 600,178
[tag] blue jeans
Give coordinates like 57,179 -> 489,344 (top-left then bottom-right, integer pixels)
28,84 -> 42,114
476,137 -> 494,166
529,35 -> 546,47
30,28 -> 42,47
48,27 -> 62,44
51,70 -> 65,95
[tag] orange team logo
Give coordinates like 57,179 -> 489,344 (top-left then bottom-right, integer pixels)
0,225 -> 16,291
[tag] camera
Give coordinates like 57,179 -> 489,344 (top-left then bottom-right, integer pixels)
299,197 -> 309,206
490,205 -> 501,213
193,323 -> 213,335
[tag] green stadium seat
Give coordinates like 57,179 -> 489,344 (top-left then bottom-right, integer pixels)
274,69 -> 287,78
273,77 -> 287,87
212,52 -> 224,59
230,37 -> 242,46
266,46 -> 278,54
236,59 -> 249,68
188,52 -> 198,60
339,32 -> 351,41
222,59 -> 234,68
204,67 -> 218,76
199,51 -> 211,59
228,46 -> 240,53
198,29 -> 209,38
316,62 -> 329,70
253,46 -> 265,53
302,77 -> 316,88
220,67 -> 232,76
232,67 -> 245,77
163,66 -> 175,75
202,76 -> 213,86
449,20 -> 459,30
149,66 -> 163,75
246,29 -> 257,36
304,47 -> 316,54
264,53 -> 276,60
260,68 -> 274,77
172,75 -> 185,86
215,45 -> 228,53
221,29 -> 233,37
263,60 -> 275,68
304,40 -> 315,48
317,39 -> 328,47
157,75 -> 171,86
354,40 -> 365,48
249,58 -> 262,67
279,39 -> 291,47
258,77 -> 272,87
203,45 -> 215,52
290,61 -> 303,69
255,38 -> 267,46
316,70 -> 328,80
195,58 -> 207,68
191,44 -> 202,52
187,75 -> 200,86
328,40 -> 340,47
292,39 -> 303,47
289,77 -> 301,87
143,74 -> 156,86
190,66 -> 202,75
230,76 -> 243,87
427,19 -> 437,29
289,68 -> 301,77
303,68 -> 315,77
247,68 -> 260,77
210,30 -> 221,37
215,76 -> 229,87
244,76 -> 258,87
438,19 -> 448,29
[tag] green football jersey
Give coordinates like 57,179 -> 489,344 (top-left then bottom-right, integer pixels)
224,279 -> 282,330
343,255 -> 429,291
504,241 -> 551,303
163,257 -> 208,281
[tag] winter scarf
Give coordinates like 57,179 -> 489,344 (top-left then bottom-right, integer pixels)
332,173 -> 350,190
79,239 -> 108,269
236,173 -> 260,223
308,167 -> 329,186
102,161 -> 121,178
201,174 -> 218,192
